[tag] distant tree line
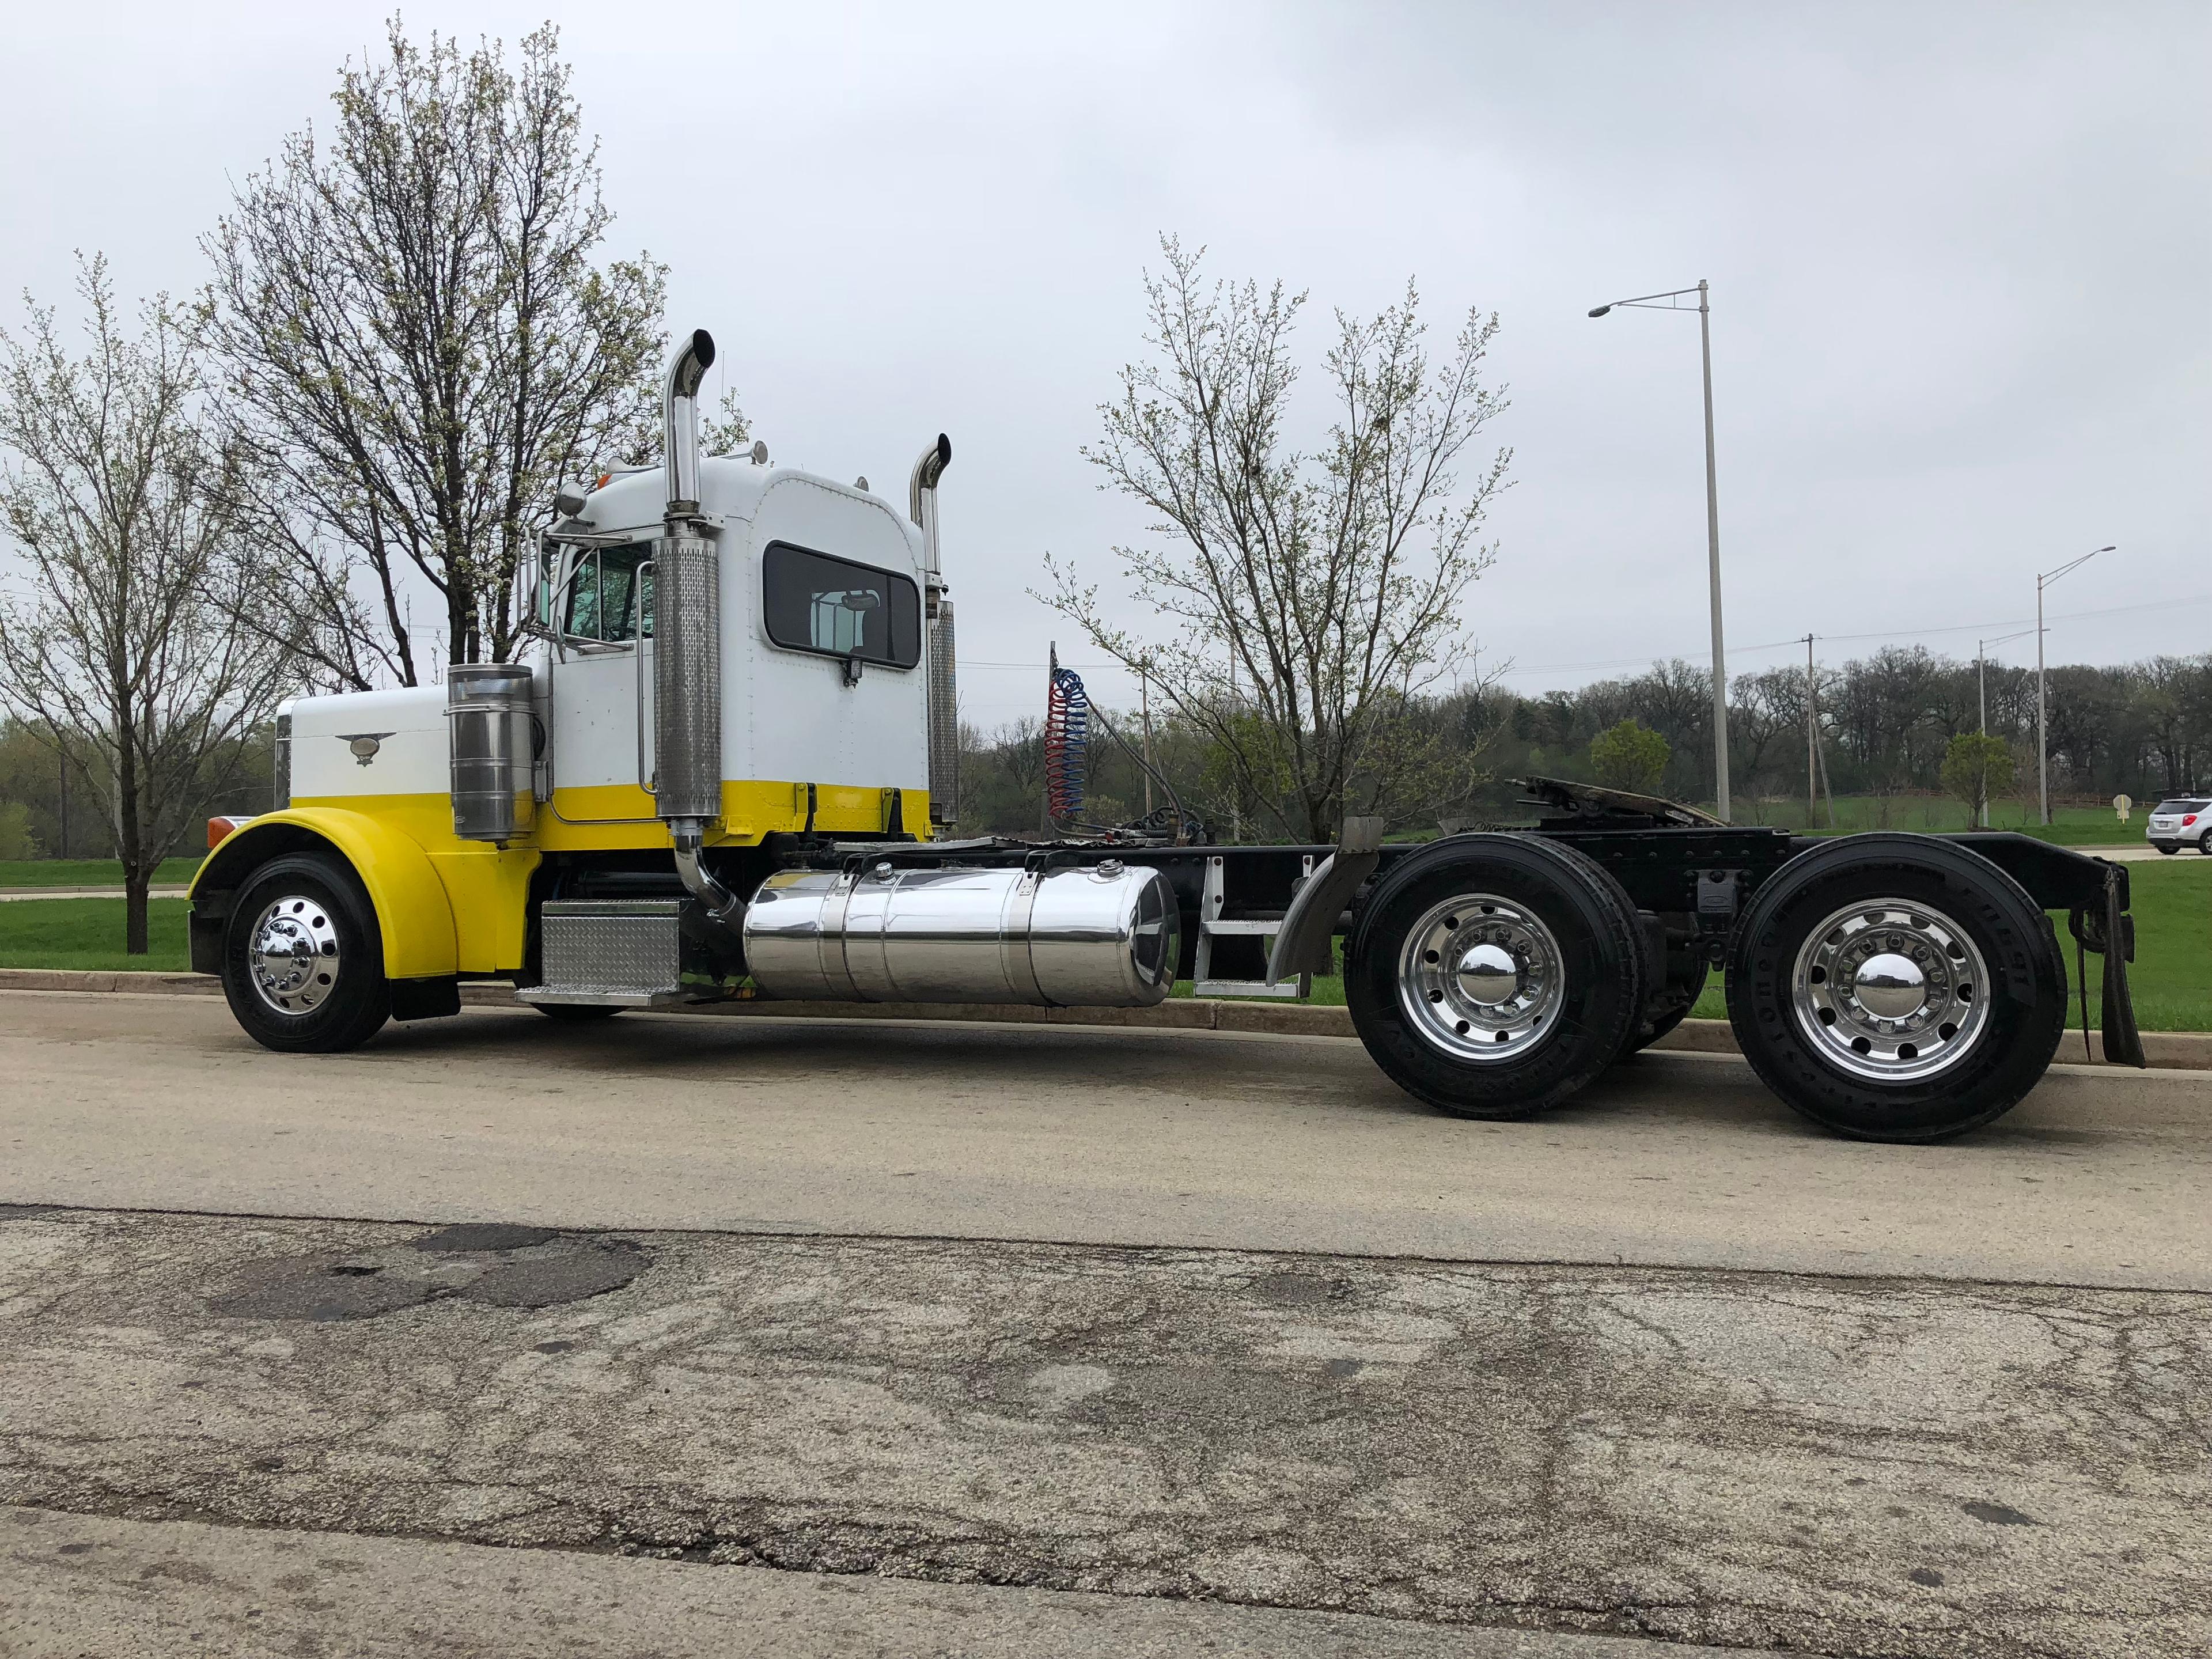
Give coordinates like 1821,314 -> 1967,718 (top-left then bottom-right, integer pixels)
956,647 -> 2212,838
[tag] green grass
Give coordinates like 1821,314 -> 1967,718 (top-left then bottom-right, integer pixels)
0,857 -> 200,889
0,897 -> 193,971
1733,798 -> 2159,849
6,859 -> 2203,1028
1688,857 -> 2209,1032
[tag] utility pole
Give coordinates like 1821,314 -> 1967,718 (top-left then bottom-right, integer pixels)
1978,639 -> 1990,830
1140,665 -> 1155,816
1041,642 -> 1055,835
1803,635 -> 1817,830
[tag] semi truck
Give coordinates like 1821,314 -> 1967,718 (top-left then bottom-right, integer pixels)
188,328 -> 2145,1143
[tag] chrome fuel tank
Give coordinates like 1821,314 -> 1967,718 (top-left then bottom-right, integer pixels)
742,860 -> 1180,1007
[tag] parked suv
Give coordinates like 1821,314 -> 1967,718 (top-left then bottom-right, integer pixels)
2147,796 -> 2211,855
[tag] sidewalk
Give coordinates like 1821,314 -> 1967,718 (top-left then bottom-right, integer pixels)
3,966 -> 2206,1070
0,887 -> 190,902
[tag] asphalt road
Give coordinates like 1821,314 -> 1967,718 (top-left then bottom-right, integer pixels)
2,991 -> 2207,1288
2,991 -> 2206,1657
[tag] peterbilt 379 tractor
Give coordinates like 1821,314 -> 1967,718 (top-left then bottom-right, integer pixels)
188,329 -> 2145,1143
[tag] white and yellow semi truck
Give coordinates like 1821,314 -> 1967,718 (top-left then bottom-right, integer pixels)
191,329 -> 2145,1144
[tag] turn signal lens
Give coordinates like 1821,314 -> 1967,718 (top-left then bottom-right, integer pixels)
207,815 -> 254,849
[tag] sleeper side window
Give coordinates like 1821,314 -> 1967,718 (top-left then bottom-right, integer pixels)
762,542 -> 920,669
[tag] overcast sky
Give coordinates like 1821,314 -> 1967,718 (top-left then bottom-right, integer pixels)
7,1 -> 2206,727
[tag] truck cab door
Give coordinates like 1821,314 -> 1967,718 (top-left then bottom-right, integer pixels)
547,543 -> 656,806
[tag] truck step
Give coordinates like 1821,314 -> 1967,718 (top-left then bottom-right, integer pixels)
518,899 -> 702,1010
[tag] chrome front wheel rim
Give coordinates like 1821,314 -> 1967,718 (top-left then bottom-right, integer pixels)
247,895 -> 342,1016
1397,892 -> 1566,1063
1792,899 -> 1989,1082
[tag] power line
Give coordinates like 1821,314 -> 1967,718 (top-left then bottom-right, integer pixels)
1488,594 -> 2208,679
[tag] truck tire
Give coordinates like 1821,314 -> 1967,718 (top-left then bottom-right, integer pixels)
220,853 -> 392,1054
1723,835 -> 2065,1142
1345,834 -> 1647,1119
535,1003 -> 625,1022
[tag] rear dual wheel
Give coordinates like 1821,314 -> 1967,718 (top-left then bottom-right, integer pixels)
1724,835 -> 2066,1142
1345,835 -> 1646,1119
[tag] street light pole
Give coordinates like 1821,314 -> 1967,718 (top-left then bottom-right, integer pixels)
2033,546 -> 2115,826
1589,280 -> 1729,820
1696,281 -> 1729,823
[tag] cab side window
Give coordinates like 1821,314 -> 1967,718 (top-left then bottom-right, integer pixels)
563,545 -> 654,643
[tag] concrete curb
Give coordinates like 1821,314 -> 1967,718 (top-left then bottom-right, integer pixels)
2,967 -> 2205,1070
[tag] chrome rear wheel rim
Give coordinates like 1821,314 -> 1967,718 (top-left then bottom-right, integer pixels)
247,895 -> 342,1016
1793,899 -> 1988,1082
1397,892 -> 1565,1063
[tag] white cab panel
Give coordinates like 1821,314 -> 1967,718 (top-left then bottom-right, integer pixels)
546,460 -> 931,801
286,685 -> 448,800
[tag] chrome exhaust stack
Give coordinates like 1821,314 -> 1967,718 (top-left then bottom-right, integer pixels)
655,329 -> 737,918
909,433 -> 957,828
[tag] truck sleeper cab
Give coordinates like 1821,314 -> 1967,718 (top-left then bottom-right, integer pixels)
189,329 -> 2143,1145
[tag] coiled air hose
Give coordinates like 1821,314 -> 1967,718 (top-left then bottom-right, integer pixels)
1044,666 -> 1089,822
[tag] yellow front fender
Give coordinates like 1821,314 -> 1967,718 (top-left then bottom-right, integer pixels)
192,808 -> 459,981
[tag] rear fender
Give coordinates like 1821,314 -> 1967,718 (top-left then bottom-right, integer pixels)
189,809 -> 459,981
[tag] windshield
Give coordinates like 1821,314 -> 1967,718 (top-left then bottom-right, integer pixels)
563,544 -> 654,643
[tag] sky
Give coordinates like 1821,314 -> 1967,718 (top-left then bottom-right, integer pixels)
6,0 -> 2206,731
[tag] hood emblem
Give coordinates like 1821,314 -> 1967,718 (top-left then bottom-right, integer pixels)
337,733 -> 393,766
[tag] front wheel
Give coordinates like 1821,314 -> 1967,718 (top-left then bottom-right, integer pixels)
1724,836 -> 2065,1142
1346,835 -> 1646,1119
220,853 -> 391,1054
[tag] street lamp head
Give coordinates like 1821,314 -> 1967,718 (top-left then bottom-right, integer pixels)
1587,305 -> 1612,319
2096,544 -> 2116,552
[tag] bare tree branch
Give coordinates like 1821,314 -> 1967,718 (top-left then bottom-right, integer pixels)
198,20 -> 666,680
1039,238 -> 1510,839
0,255 -> 299,950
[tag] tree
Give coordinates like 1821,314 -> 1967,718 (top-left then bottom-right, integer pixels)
1940,732 -> 2015,828
0,257 -> 296,950
1590,719 -> 1669,794
201,20 -> 666,684
1041,238 -> 1510,840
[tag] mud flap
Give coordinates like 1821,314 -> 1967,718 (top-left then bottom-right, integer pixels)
1266,817 -> 1384,985
2069,866 -> 2145,1069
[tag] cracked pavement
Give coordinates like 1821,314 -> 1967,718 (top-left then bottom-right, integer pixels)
2,994 -> 2207,1655
2,1208 -> 2205,1657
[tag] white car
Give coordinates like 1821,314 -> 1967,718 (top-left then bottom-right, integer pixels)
2147,796 -> 2211,855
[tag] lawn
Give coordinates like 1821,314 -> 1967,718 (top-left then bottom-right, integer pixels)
0,857 -> 201,889
6,861 -> 2204,1029
1210,857 -> 2205,1032
1684,857 -> 2209,1032
0,897 -> 194,972
1732,798 -> 2160,849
